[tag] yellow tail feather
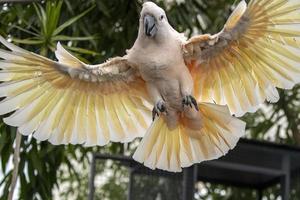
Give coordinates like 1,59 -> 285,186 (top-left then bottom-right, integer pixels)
133,103 -> 246,172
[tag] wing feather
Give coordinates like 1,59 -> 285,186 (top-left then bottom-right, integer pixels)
184,0 -> 300,116
0,36 -> 151,145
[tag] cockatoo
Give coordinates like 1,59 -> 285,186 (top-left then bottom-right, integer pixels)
0,0 -> 299,172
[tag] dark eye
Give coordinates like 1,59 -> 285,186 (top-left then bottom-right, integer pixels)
159,15 -> 164,20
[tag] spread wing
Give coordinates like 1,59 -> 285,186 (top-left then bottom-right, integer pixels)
0,36 -> 151,146
183,0 -> 300,116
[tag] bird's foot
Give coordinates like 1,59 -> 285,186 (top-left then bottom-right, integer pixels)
182,95 -> 199,111
152,100 -> 167,121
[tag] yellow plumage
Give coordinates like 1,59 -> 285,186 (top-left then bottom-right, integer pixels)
0,37 -> 151,146
133,103 -> 245,172
186,0 -> 300,116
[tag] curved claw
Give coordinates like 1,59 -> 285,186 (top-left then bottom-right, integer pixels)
152,100 -> 167,121
152,108 -> 159,121
182,95 -> 199,111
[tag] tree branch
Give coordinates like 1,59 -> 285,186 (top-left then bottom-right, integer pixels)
8,131 -> 22,200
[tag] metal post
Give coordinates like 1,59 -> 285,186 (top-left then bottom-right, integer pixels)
257,189 -> 263,200
281,156 -> 290,200
127,168 -> 134,200
88,154 -> 96,200
182,166 -> 196,200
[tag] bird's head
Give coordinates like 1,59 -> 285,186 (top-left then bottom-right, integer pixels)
139,2 -> 170,39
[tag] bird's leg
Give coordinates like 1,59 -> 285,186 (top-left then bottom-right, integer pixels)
179,69 -> 198,111
182,95 -> 199,111
146,83 -> 167,121
152,100 -> 167,121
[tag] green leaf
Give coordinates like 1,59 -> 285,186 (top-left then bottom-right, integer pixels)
45,0 -> 63,37
0,125 -> 7,153
31,151 -> 43,175
52,35 -> 98,41
1,141 -> 11,172
33,3 -> 47,35
53,5 -> 96,36
12,38 -> 43,45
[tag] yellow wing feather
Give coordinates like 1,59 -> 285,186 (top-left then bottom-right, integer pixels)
0,37 -> 151,146
184,0 -> 300,116
133,103 -> 245,172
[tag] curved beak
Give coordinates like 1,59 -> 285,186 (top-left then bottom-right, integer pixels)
144,14 -> 157,37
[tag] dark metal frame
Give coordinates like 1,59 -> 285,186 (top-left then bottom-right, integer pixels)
0,0 -> 40,3
88,139 -> 300,200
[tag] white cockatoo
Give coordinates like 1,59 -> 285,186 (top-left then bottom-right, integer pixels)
0,0 -> 299,172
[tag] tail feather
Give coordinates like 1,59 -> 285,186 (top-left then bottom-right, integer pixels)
133,103 -> 246,172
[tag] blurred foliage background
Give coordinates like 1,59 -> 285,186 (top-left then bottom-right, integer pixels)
0,0 -> 299,199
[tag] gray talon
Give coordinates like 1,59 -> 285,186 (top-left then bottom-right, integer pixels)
182,95 -> 199,111
152,100 -> 166,121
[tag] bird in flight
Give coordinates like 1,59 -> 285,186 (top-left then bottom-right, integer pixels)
0,0 -> 299,172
